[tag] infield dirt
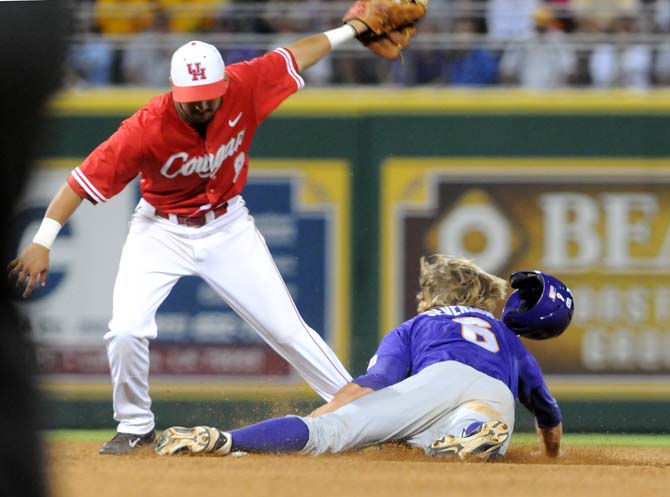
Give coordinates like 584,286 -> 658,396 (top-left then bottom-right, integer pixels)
48,440 -> 670,497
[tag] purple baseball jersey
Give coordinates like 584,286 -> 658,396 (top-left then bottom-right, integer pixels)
353,305 -> 561,428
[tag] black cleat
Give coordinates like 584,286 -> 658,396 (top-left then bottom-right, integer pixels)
99,430 -> 156,455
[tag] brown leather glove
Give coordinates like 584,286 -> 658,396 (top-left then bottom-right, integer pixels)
360,25 -> 417,60
343,0 -> 427,35
343,0 -> 427,60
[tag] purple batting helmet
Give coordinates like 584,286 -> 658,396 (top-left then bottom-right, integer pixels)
502,270 -> 574,340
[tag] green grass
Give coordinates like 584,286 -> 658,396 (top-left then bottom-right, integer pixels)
45,431 -> 670,448
511,433 -> 670,448
45,430 -> 115,442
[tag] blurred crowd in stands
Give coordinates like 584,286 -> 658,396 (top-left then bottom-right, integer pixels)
67,0 -> 670,89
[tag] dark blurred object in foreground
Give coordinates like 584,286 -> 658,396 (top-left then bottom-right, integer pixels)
0,2 -> 68,497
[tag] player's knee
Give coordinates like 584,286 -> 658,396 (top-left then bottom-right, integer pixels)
107,317 -> 157,341
300,413 -> 351,454
104,328 -> 150,375
104,326 -> 154,362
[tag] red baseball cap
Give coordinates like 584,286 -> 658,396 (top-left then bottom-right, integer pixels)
170,41 -> 229,103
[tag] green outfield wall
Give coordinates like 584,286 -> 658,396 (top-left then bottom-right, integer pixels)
40,398 -> 670,433
36,88 -> 670,431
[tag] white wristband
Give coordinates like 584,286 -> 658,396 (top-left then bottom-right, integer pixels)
32,217 -> 62,250
324,24 -> 357,49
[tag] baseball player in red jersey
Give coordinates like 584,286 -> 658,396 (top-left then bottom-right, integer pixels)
8,16 -> 387,455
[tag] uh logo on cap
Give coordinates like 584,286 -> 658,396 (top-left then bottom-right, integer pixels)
170,41 -> 228,102
186,62 -> 207,81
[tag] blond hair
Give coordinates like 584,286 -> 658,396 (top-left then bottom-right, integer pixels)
416,255 -> 508,314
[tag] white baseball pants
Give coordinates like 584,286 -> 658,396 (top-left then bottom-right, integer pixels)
300,361 -> 515,455
105,196 -> 352,434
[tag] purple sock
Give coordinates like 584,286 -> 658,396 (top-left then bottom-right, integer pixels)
229,416 -> 309,453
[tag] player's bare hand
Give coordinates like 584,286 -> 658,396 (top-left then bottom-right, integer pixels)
530,447 -> 565,458
7,243 -> 50,298
535,423 -> 563,458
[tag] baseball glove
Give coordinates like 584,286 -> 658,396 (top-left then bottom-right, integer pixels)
343,0 -> 428,60
360,25 -> 417,60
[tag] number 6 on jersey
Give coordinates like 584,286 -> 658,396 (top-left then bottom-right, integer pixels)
454,317 -> 500,353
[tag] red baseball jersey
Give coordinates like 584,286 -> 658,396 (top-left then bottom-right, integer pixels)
67,48 -> 304,215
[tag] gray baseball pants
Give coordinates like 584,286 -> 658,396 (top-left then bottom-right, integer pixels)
300,360 -> 516,455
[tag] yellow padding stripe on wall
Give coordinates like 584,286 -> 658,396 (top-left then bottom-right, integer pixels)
41,379 -> 670,400
41,381 -> 319,400
49,88 -> 670,116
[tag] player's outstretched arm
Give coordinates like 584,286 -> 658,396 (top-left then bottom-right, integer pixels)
8,182 -> 83,298
287,0 -> 428,68
308,382 -> 373,417
286,19 -> 368,72
537,422 -> 562,458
